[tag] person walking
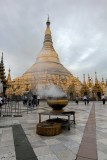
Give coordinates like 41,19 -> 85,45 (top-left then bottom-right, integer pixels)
0,96 -> 3,116
37,95 -> 40,105
101,94 -> 105,105
32,95 -> 37,108
83,95 -> 87,105
75,95 -> 79,104
86,95 -> 89,104
32,96 -> 35,108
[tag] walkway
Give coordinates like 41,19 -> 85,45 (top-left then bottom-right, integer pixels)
0,101 -> 107,160
76,103 -> 97,160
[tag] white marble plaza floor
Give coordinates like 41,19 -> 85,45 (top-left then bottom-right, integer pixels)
0,101 -> 107,160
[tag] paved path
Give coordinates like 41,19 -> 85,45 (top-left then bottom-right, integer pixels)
0,101 -> 107,160
76,103 -> 97,160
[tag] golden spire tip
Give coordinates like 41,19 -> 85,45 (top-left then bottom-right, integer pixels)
46,14 -> 50,26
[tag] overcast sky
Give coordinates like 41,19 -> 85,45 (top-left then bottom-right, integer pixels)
0,0 -> 107,82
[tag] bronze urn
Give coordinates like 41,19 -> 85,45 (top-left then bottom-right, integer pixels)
47,96 -> 68,110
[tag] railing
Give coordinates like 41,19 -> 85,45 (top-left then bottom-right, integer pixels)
0,100 -> 37,117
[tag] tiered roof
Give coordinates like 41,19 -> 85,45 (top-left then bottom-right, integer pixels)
0,52 -> 6,83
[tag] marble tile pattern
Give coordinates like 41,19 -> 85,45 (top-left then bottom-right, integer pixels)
0,101 -> 107,160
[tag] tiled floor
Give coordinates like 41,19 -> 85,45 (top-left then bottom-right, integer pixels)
76,104 -> 97,160
0,101 -> 107,160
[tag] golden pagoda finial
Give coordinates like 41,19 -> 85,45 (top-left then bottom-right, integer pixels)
91,77 -> 94,85
46,15 -> 50,26
87,74 -> 90,82
83,74 -> 86,84
46,15 -> 51,31
7,66 -> 12,84
101,77 -> 105,86
87,74 -> 90,86
9,67 -> 10,73
83,74 -> 85,80
95,71 -> 97,80
88,74 -> 90,79
95,71 -> 99,84
106,79 -> 107,86
44,15 -> 53,48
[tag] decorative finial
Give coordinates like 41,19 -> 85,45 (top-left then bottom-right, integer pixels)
46,15 -> 50,26
48,14 -> 49,21
9,66 -> 11,73
95,71 -> 99,84
83,74 -> 85,79
106,79 -> 107,86
95,71 -> 97,79
83,74 -> 85,82
101,77 -> 104,84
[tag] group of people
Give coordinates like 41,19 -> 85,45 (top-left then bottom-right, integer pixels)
75,94 -> 106,105
23,95 -> 40,107
75,95 -> 89,105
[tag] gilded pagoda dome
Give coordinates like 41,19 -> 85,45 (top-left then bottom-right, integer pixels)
24,17 -> 72,77
12,17 -> 82,97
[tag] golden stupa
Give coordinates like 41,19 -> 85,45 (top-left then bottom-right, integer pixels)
10,17 -> 80,97
6,18 -> 107,100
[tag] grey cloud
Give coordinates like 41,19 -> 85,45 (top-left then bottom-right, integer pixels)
0,0 -> 107,82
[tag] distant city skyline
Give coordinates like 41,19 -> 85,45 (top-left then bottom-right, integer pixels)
0,0 -> 107,82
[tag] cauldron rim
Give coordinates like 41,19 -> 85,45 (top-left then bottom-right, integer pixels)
47,96 -> 68,100
47,97 -> 68,110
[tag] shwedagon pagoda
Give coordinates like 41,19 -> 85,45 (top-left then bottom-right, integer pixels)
0,17 -> 107,100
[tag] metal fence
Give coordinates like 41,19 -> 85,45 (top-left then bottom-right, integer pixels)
0,100 -> 37,117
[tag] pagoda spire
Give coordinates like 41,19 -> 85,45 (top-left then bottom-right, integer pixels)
87,74 -> 90,85
95,72 -> 98,84
83,74 -> 86,85
0,52 -> 6,83
87,74 -> 92,87
36,17 -> 60,63
106,79 -> 107,87
7,67 -> 12,83
44,16 -> 53,49
46,15 -> 50,26
91,77 -> 94,86
101,77 -> 105,86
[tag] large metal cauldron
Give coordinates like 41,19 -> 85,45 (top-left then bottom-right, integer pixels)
47,97 -> 68,110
